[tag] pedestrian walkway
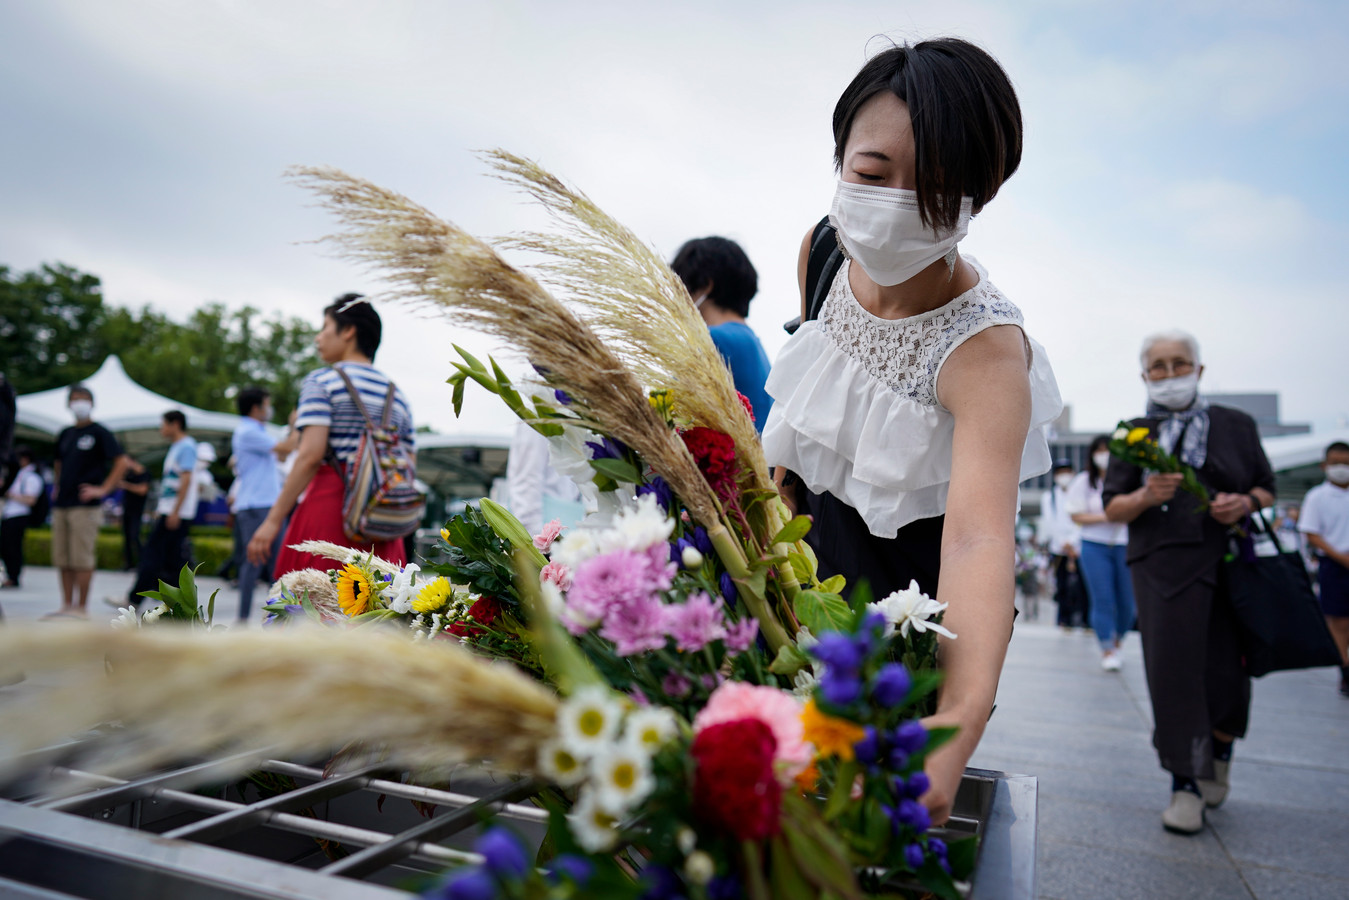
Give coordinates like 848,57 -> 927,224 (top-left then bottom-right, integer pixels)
975,604 -> 1349,899
0,565 -> 261,625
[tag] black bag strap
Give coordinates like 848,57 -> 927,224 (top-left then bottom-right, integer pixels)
784,216 -> 846,335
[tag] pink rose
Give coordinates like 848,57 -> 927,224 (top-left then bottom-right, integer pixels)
533,519 -> 564,550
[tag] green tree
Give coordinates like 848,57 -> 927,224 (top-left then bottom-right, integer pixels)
0,263 -> 109,392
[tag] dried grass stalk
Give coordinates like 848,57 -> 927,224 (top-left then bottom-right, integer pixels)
485,150 -> 772,493
0,624 -> 558,782
289,540 -> 401,575
286,165 -> 723,528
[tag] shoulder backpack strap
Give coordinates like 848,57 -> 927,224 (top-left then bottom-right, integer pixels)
379,380 -> 397,431
331,365 -> 379,433
784,216 -> 846,334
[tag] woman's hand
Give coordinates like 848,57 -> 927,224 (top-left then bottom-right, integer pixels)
917,710 -> 975,825
1142,472 -> 1183,507
247,519 -> 281,565
1209,492 -> 1253,526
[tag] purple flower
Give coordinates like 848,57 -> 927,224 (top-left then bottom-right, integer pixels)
566,548 -> 660,629
475,827 -> 527,879
723,618 -> 758,654
554,388 -> 572,406
871,663 -> 911,708
640,542 -> 678,593
928,837 -> 947,860
636,476 -> 673,512
810,632 -> 865,674
903,842 -> 925,870
441,868 -> 496,900
820,670 -> 861,706
891,720 -> 928,756
901,771 -> 930,799
896,798 -> 931,833
585,436 -> 628,461
707,874 -> 741,900
853,726 -> 881,766
666,592 -> 728,652
691,526 -> 713,556
887,746 -> 910,770
284,603 -> 304,616
599,593 -> 669,656
719,572 -> 738,606
548,854 -> 593,886
640,865 -> 682,900
662,671 -> 692,698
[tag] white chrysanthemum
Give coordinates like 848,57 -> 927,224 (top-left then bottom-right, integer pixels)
551,528 -> 604,570
142,602 -> 169,623
605,492 -> 674,552
868,579 -> 957,640
1112,426 -> 1129,441
792,667 -> 819,700
385,563 -> 421,614
557,686 -> 623,756
589,743 -> 654,814
109,606 -> 140,630
622,707 -> 678,754
537,738 -> 586,787
795,626 -> 819,651
567,788 -> 620,853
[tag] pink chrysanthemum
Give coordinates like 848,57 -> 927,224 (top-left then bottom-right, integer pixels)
665,592 -> 728,653
693,682 -> 811,782
565,548 -> 652,629
598,592 -> 668,656
724,618 -> 759,654
540,560 -> 572,591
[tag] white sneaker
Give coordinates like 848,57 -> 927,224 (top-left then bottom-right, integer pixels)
1161,789 -> 1205,834
1198,759 -> 1230,808
1101,651 -> 1122,671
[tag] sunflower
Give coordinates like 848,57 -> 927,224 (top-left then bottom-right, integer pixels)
336,563 -> 375,616
413,577 -> 454,615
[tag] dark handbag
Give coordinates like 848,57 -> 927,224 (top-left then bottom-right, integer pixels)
1224,514 -> 1341,677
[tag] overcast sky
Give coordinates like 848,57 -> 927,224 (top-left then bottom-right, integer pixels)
2,0 -> 1346,439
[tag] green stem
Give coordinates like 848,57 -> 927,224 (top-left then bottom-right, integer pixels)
708,523 -> 790,653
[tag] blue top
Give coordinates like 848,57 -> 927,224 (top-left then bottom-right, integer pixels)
231,417 -> 281,512
709,322 -> 774,433
295,363 -> 415,465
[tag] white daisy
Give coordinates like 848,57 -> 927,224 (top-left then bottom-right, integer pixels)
588,743 -> 654,814
109,606 -> 140,630
567,788 -> 620,852
556,686 -> 623,756
384,563 -> 421,614
868,579 -> 957,640
622,707 -> 678,754
537,738 -> 586,787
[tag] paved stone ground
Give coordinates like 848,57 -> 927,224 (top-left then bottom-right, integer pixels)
974,596 -> 1349,900
2,571 -> 1347,898
0,564 -> 264,626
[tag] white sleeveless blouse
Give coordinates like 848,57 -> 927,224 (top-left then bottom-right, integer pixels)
762,258 -> 1062,538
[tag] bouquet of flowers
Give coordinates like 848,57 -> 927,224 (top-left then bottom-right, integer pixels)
0,153 -> 972,899
1108,421 -> 1210,508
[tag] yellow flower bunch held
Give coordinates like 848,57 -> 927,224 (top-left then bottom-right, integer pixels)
1108,421 -> 1210,509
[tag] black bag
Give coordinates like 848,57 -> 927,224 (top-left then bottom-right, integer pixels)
783,216 -> 845,335
1225,514 -> 1341,677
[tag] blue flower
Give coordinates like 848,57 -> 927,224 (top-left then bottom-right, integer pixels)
547,854 -> 593,886
438,868 -> 496,900
719,572 -> 738,606
891,720 -> 928,755
585,436 -> 629,461
554,388 -> 573,406
871,663 -> 911,708
896,798 -> 931,833
474,827 -> 527,880
928,837 -> 947,859
637,476 -> 673,512
707,874 -> 742,900
903,842 -> 926,870
283,603 -> 304,616
640,864 -> 685,900
820,670 -> 862,706
887,746 -> 910,770
691,526 -> 713,556
853,726 -> 881,766
901,771 -> 930,799
810,633 -> 865,673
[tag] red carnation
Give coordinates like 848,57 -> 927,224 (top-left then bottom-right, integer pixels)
681,427 -> 739,502
448,595 -> 503,638
690,718 -> 782,841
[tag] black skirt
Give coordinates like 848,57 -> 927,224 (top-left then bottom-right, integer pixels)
797,483 -> 944,602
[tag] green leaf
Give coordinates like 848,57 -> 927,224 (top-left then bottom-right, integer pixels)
588,457 -> 642,485
915,854 -> 962,900
453,343 -> 488,374
788,551 -> 814,584
944,834 -> 979,881
450,371 -> 466,416
205,588 -> 218,626
489,357 -> 525,414
771,515 -> 813,546
794,589 -> 852,637
479,498 -> 549,568
769,835 -> 817,900
824,759 -> 859,821
818,574 -> 846,595
768,642 -> 810,676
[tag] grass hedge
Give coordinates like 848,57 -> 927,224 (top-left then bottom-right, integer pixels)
22,529 -> 236,574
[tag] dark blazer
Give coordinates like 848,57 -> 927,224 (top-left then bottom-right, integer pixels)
1102,405 -> 1275,598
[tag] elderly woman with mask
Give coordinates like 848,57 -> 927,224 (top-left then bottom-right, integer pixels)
1103,330 -> 1275,835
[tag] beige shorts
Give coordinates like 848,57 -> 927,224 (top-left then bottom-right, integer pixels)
51,506 -> 102,570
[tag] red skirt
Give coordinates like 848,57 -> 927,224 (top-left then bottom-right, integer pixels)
273,464 -> 408,578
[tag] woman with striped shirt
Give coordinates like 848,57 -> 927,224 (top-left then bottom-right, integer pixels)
246,295 -> 415,578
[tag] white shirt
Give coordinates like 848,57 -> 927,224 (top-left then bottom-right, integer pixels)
1299,480 -> 1349,556
1041,483 -> 1081,555
506,422 -> 584,535
3,464 -> 42,520
1064,471 -> 1127,546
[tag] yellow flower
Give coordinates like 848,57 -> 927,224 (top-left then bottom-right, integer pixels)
439,527 -> 450,542
413,577 -> 454,615
1126,427 -> 1150,445
336,563 -> 375,616
801,698 -> 867,761
794,760 -> 820,793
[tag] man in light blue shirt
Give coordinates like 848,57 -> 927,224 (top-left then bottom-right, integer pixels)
231,387 -> 289,622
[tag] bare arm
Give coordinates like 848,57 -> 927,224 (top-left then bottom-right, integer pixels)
166,469 -> 192,529
921,325 -> 1031,824
1070,511 -> 1108,525
246,425 -> 328,565
1306,533 -> 1349,569
81,454 -> 131,502
796,226 -> 812,322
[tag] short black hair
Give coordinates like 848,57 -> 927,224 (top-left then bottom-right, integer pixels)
324,293 -> 382,360
68,383 -> 93,402
163,409 -> 187,431
832,38 -> 1023,230
1326,441 -> 1349,458
669,237 -> 759,318
13,444 -> 33,464
236,386 -> 270,418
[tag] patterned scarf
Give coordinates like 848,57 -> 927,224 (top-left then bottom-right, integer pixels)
1147,395 -> 1210,470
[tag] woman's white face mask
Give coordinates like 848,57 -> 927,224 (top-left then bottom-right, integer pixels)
829,181 -> 972,286
1145,372 -> 1200,411
1093,451 -> 1111,472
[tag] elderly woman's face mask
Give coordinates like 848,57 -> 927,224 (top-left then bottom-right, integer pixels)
1143,345 -> 1201,411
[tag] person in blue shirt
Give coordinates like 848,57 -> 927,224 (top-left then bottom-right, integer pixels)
670,237 -> 774,432
230,387 -> 293,623
124,410 -> 197,609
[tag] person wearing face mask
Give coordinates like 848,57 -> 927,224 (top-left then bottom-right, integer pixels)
1042,459 -> 1088,630
50,384 -> 129,618
762,39 -> 1062,826
1297,441 -> 1349,696
1103,330 -> 1276,834
1066,435 -> 1133,670
670,237 -> 774,433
